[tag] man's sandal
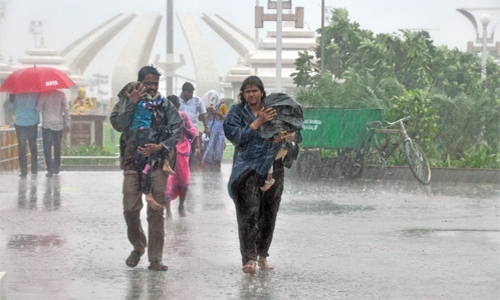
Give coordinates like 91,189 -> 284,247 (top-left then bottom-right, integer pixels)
148,261 -> 168,271
125,250 -> 142,268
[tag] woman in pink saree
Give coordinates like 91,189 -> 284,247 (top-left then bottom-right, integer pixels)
166,95 -> 197,217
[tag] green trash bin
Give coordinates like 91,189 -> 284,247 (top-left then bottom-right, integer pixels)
301,108 -> 383,149
297,108 -> 383,181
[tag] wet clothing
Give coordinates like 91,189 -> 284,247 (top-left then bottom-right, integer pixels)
258,92 -> 303,139
122,168 -> 167,262
178,93 -> 206,130
13,93 -> 39,126
202,102 -> 226,169
110,82 -> 183,263
231,159 -> 284,265
130,128 -> 158,194
129,98 -> 163,130
223,102 -> 287,265
36,90 -> 71,174
36,90 -> 71,131
166,111 -> 197,201
41,127 -> 63,174
15,124 -> 38,175
179,93 -> 207,171
129,98 -> 165,195
224,103 -> 283,199
13,93 -> 40,175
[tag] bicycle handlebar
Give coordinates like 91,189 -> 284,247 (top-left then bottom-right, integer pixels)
382,115 -> 411,126
366,116 -> 411,128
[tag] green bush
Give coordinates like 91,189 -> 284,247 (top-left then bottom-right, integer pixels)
456,147 -> 500,169
62,144 -> 117,166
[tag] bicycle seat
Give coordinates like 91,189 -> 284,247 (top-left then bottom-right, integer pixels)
366,121 -> 382,128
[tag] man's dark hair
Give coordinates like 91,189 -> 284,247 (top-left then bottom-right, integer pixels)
182,82 -> 195,92
137,65 -> 162,81
238,75 -> 266,104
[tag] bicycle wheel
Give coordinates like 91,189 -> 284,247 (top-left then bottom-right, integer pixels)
297,151 -> 321,181
339,149 -> 364,179
404,140 -> 431,184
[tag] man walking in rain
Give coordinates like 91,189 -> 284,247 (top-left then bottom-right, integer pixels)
178,82 -> 209,171
110,65 -> 182,271
36,89 -> 71,177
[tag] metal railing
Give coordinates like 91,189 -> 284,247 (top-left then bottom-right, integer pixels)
0,127 -> 44,172
0,127 -> 120,172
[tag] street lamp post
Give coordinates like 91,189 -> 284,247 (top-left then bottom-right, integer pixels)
91,73 -> 108,107
276,0 -> 283,92
166,0 -> 173,95
320,0 -> 325,73
457,8 -> 500,81
479,14 -> 491,81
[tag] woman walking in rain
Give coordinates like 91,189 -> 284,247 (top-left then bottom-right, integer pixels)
165,95 -> 197,217
201,90 -> 227,172
223,75 -> 300,274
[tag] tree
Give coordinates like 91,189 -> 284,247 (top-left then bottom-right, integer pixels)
292,7 -> 500,167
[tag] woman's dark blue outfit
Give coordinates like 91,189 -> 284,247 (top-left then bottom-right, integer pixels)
223,102 -> 285,266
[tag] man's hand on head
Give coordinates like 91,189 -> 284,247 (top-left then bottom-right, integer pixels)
126,84 -> 146,104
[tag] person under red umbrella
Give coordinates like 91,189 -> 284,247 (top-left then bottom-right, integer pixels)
1,66 -> 75,177
0,66 -> 75,94
11,92 -> 40,177
36,89 -> 71,177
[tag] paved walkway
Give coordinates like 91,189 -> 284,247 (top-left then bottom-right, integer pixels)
0,163 -> 499,299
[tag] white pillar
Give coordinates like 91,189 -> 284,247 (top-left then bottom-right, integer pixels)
276,0 -> 282,92
255,0 -> 260,47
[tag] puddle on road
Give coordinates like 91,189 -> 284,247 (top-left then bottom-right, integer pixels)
281,200 -> 375,215
7,234 -> 63,250
401,228 -> 500,238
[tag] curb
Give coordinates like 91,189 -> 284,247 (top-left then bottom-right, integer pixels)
48,163 -> 500,184
286,163 -> 500,184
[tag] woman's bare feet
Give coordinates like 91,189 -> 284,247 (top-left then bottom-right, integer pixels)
178,198 -> 186,217
257,256 -> 274,271
145,194 -> 162,210
242,260 -> 257,274
162,161 -> 176,176
260,182 -> 273,192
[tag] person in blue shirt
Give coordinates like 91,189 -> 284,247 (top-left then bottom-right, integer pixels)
12,92 -> 40,177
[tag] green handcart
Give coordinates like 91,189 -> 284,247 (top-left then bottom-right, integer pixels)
297,108 -> 383,180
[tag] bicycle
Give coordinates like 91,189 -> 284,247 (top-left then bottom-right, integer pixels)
357,116 -> 431,184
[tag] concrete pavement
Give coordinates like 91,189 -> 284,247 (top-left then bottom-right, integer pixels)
0,162 -> 499,299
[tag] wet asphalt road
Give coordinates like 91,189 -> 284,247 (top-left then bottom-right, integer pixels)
0,162 -> 499,300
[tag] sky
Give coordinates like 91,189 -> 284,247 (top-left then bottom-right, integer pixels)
0,0 -> 498,99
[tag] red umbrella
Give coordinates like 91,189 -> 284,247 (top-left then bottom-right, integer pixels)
0,66 -> 76,94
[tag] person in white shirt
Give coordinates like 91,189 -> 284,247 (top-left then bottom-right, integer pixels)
36,90 -> 71,177
178,82 -> 210,171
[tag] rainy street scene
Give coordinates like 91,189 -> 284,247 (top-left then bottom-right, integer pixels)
0,0 -> 500,299
0,164 -> 498,299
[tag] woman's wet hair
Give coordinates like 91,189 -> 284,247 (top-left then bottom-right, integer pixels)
167,94 -> 180,107
238,75 -> 266,104
137,65 -> 162,81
